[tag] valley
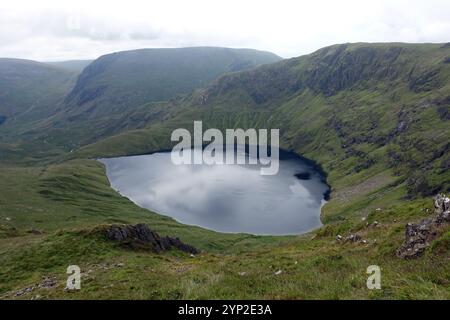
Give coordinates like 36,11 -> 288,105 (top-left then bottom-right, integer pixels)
0,43 -> 449,299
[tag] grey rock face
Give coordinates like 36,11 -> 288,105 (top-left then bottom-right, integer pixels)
397,194 -> 450,259
14,276 -> 58,297
103,223 -> 199,255
434,193 -> 450,222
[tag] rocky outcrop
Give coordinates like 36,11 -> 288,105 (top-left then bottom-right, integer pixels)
101,223 -> 199,255
434,193 -> 450,222
396,194 -> 450,259
15,276 -> 58,297
336,233 -> 368,244
28,229 -> 42,235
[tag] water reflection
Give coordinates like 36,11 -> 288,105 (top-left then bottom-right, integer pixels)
100,148 -> 329,235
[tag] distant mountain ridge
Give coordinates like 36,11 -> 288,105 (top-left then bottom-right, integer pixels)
0,47 -> 281,145
62,47 -> 281,117
0,58 -> 75,117
46,60 -> 93,73
0,58 -> 76,134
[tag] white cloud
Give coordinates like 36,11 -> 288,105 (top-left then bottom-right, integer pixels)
0,0 -> 449,61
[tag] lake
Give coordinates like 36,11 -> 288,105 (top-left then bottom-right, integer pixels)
100,147 -> 329,235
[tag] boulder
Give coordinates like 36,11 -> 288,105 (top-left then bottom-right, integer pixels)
28,229 -> 43,235
434,193 -> 450,223
336,233 -> 367,244
345,234 -> 362,243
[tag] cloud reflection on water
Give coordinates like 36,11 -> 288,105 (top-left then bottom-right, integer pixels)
100,149 -> 328,235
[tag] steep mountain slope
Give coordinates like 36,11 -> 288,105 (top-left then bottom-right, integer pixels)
192,43 -> 450,199
76,43 -> 450,212
62,47 -> 281,117
9,47 -> 280,149
0,47 -> 281,156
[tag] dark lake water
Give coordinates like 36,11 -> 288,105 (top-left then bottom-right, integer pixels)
100,148 -> 329,235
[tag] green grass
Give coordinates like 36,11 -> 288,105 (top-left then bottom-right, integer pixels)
0,220 -> 448,299
0,158 -> 448,299
0,43 -> 449,299
0,160 -> 287,252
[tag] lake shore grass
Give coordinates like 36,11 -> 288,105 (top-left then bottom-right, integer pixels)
0,158 -> 448,299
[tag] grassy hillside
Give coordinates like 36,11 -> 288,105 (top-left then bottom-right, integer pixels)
1,47 -> 281,150
63,47 -> 281,116
0,159 -> 448,299
0,43 -> 449,299
76,43 -> 450,216
0,59 -> 76,137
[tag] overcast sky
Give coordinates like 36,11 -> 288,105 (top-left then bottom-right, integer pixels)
1,0 -> 449,61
